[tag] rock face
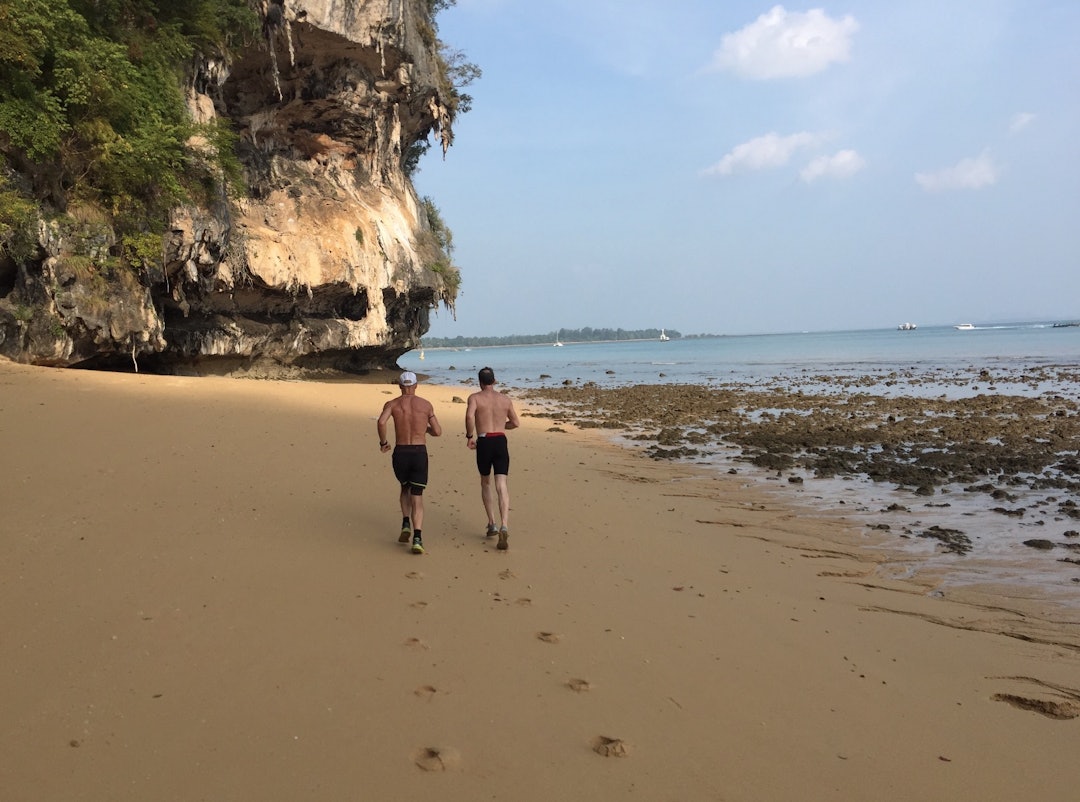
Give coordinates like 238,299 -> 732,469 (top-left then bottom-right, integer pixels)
0,0 -> 457,376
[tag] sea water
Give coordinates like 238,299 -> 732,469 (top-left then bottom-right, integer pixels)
409,323 -> 1080,395
403,323 -> 1080,608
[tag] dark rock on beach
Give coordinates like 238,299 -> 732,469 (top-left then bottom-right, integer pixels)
523,376 -> 1080,501
522,369 -> 1080,568
1023,539 -> 1056,550
918,526 -> 973,555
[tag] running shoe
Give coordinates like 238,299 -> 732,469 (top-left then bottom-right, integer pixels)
485,523 -> 498,538
497,527 -> 509,551
399,525 -> 412,543
411,536 -> 425,555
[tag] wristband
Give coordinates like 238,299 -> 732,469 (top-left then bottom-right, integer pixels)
379,441 -> 388,447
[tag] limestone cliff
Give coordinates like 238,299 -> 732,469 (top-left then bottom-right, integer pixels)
0,0 -> 458,376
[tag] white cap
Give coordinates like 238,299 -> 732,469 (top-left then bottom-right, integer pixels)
399,371 -> 418,386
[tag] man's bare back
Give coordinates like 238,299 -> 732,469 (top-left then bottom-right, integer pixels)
377,379 -> 442,452
382,395 -> 438,445
466,385 -> 519,437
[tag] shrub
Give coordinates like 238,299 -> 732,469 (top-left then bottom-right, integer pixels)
0,175 -> 38,262
0,0 -> 257,239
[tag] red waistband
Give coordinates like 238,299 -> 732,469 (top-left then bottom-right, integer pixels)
479,432 -> 505,438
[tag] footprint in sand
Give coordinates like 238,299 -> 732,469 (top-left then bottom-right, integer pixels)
567,678 -> 592,692
409,600 -> 429,610
536,631 -> 561,644
818,570 -> 867,578
992,693 -> 1080,719
515,597 -> 532,607
413,746 -> 461,771
498,568 -> 517,580
592,736 -> 629,757
403,637 -> 429,650
991,677 -> 1080,720
405,571 -> 424,580
413,685 -> 438,699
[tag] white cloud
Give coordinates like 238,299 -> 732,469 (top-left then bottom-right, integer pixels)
709,5 -> 859,79
800,150 -> 865,183
703,132 -> 824,177
915,150 -> 999,192
1009,112 -> 1035,134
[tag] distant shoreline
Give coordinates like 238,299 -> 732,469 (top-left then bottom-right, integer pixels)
422,336 -> 673,352
421,320 -> 1080,349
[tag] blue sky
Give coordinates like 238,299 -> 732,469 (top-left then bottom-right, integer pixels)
413,1 -> 1080,337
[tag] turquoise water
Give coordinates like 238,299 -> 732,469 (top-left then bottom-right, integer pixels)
406,322 -> 1080,392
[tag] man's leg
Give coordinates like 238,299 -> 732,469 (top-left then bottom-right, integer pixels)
480,474 -> 497,528
410,490 -> 424,532
409,489 -> 426,553
494,474 -> 510,550
398,484 -> 412,542
494,474 -> 511,530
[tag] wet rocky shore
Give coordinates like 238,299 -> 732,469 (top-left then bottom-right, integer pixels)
521,365 -> 1080,595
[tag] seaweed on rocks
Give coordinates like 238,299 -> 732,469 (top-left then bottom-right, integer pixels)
918,526 -> 973,555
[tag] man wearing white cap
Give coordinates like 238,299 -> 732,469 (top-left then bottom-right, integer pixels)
377,371 -> 443,553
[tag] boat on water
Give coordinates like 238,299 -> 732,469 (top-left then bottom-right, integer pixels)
954,323 -> 976,330
553,329 -> 563,347
897,322 -> 917,331
659,328 -> 670,341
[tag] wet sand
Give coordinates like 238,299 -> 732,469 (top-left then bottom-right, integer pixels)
2,360 -> 1079,801
523,372 -> 1080,608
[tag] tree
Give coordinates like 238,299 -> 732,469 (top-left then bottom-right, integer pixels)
0,0 -> 256,230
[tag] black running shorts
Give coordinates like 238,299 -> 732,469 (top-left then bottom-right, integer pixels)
392,445 -> 429,494
475,434 -> 510,476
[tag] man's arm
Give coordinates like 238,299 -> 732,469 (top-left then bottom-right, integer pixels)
465,394 -> 478,448
377,401 -> 393,451
505,398 -> 520,430
426,401 -> 443,437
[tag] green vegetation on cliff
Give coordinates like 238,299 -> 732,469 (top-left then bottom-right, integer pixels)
0,0 -> 475,264
406,0 -> 480,176
0,0 -> 478,371
419,195 -> 460,307
0,0 -> 259,245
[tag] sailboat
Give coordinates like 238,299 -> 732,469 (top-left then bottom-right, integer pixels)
659,328 -> 670,341
553,329 -> 564,347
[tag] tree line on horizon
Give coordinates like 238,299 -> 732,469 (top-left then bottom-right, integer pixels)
422,327 -> 682,348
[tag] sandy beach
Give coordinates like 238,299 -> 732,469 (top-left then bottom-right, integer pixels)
2,360 -> 1079,801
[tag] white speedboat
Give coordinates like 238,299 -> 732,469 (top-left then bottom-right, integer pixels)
953,323 -> 975,331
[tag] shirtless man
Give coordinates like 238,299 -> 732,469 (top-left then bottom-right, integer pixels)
465,367 -> 520,550
377,372 -> 442,554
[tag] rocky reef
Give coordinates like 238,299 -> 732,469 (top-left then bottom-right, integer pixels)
0,0 -> 458,376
